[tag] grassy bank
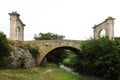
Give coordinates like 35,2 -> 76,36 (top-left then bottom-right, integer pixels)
0,66 -> 86,80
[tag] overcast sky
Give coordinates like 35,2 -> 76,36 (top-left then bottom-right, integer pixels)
0,0 -> 120,40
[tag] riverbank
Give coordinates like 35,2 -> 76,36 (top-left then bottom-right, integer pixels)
59,64 -> 104,80
0,66 -> 86,80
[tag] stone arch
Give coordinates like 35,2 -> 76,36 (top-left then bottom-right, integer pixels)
93,17 -> 115,39
24,40 -> 81,66
38,46 -> 80,65
9,11 -> 25,41
99,29 -> 106,37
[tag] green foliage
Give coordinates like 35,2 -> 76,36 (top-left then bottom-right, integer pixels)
46,49 -> 78,66
0,32 -> 12,67
75,37 -> 120,80
21,44 -> 39,60
62,50 -> 78,67
34,32 -> 65,40
18,54 -> 28,68
0,67 -> 86,80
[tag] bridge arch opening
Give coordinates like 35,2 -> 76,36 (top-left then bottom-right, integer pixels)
40,46 -> 80,66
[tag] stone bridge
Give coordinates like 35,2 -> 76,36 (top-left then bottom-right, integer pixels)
8,11 -> 115,66
24,40 -> 82,65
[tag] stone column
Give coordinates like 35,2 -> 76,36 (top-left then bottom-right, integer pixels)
9,11 -> 20,40
106,17 -> 115,39
9,11 -> 25,41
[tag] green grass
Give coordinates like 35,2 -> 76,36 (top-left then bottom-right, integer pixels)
0,66 -> 86,80
0,64 -> 103,80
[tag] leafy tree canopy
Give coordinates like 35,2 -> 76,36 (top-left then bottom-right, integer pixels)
34,32 -> 65,40
75,37 -> 120,80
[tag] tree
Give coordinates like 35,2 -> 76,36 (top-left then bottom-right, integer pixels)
75,37 -> 120,80
62,50 -> 78,67
0,32 -> 12,67
34,32 -> 65,40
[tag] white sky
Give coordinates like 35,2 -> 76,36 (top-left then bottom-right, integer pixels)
0,0 -> 120,40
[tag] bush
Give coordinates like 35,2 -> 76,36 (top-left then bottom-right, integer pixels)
62,50 -> 78,67
63,58 -> 71,66
0,32 -> 12,67
75,37 -> 120,80
18,54 -> 28,68
21,44 -> 39,60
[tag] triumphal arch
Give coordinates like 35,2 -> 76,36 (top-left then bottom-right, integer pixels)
93,17 -> 115,39
9,11 -> 25,41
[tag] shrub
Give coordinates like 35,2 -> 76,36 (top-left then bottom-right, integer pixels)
63,58 -> 71,66
0,32 -> 12,67
62,51 -> 78,67
18,54 -> 28,68
21,44 -> 39,60
75,37 -> 120,80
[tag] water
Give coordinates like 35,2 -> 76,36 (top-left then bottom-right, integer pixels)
60,64 -> 73,72
59,64 -> 79,76
59,64 -> 104,80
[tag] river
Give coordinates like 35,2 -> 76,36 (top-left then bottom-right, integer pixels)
59,64 -> 105,80
59,64 -> 81,76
